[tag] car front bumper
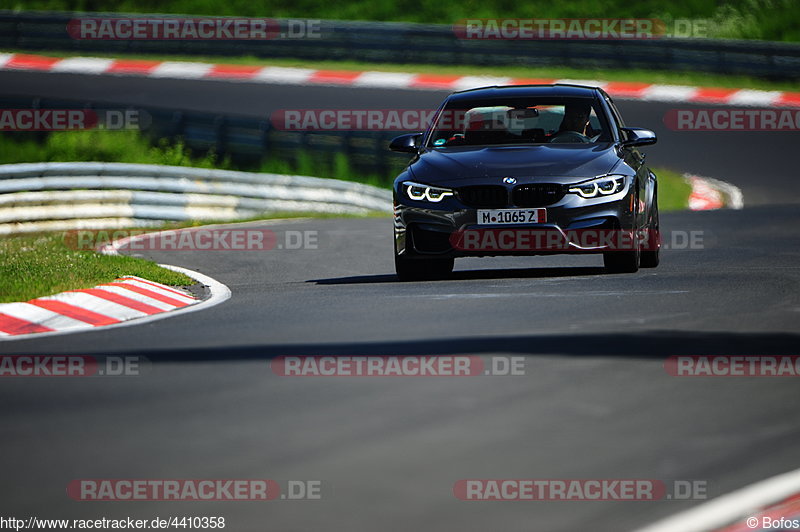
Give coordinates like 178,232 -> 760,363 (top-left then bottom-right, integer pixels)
394,191 -> 637,258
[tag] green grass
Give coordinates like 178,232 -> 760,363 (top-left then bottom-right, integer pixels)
9,48 -> 800,93
0,129 -> 388,187
7,0 -> 800,41
654,167 -> 693,212
0,232 -> 192,303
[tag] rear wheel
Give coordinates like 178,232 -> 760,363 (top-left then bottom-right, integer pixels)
395,253 -> 454,281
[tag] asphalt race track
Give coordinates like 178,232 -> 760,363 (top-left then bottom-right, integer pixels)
1,71 -> 799,531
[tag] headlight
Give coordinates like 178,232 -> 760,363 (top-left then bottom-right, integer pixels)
568,175 -> 627,199
403,181 -> 454,203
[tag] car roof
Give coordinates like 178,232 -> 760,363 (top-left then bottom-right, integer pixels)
448,84 -> 601,102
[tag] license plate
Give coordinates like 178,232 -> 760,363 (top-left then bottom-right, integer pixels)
477,208 -> 546,225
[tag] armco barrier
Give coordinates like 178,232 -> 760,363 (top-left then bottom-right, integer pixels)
0,95 -> 411,180
0,162 -> 392,235
1,11 -> 800,80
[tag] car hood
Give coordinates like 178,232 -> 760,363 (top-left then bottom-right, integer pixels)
409,144 -> 621,187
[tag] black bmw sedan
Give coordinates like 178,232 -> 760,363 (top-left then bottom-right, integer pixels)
390,84 -> 660,281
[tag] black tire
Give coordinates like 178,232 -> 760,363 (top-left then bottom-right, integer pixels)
640,196 -> 660,269
605,186 -> 643,274
603,247 -> 640,273
395,253 -> 454,281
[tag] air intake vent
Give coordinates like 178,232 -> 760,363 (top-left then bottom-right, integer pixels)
456,186 -> 508,208
512,183 -> 565,207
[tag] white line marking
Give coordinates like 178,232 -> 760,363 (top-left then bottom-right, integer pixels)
633,467 -> 800,532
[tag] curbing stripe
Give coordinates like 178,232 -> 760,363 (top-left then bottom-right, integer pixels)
633,467 -> 800,532
89,286 -> 176,312
0,313 -> 54,335
0,265 -> 228,342
69,288 -> 168,314
51,57 -> 114,73
0,275 -> 202,340
0,303 -> 89,331
149,61 -> 213,78
106,282 -> 192,307
39,291 -> 149,321
27,299 -> 120,326
3,52 -> 797,107
685,174 -> 744,211
117,278 -> 196,302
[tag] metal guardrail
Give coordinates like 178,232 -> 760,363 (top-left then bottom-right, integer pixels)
2,11 -> 800,80
0,162 -> 392,235
0,95 -> 412,180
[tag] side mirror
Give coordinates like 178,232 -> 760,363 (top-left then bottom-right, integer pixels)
621,127 -> 657,147
389,133 -> 423,153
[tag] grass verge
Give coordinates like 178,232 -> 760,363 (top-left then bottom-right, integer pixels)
0,232 -> 192,303
655,168 -> 693,212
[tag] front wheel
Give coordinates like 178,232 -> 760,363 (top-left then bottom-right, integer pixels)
603,247 -> 640,273
640,197 -> 660,268
395,253 -> 454,281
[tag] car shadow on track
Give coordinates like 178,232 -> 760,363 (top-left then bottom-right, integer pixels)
309,266 -> 607,285
68,331 -> 800,363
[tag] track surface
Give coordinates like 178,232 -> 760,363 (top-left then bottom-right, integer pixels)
1,71 -> 799,531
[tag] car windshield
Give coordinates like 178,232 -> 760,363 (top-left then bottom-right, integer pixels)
426,97 -> 612,147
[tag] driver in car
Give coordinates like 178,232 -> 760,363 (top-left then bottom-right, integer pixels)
550,102 -> 593,143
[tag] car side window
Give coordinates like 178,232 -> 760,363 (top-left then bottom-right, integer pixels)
605,96 -> 627,141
